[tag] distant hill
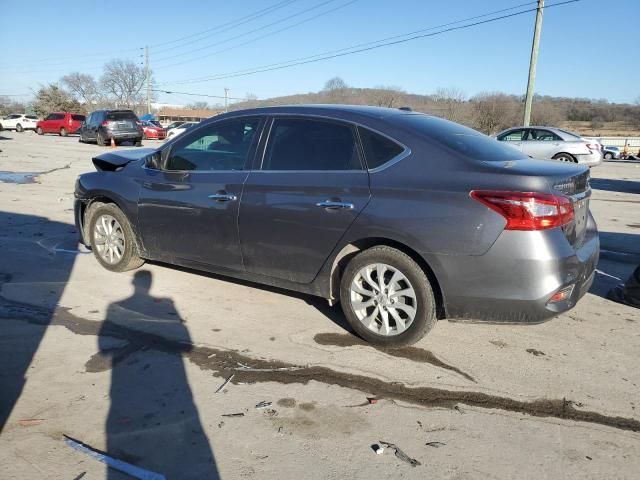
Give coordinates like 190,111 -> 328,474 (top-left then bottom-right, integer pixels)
229,83 -> 640,136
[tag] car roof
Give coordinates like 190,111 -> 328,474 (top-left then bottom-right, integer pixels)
219,104 -> 420,122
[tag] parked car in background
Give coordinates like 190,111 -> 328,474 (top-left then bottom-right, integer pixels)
166,121 -> 198,139
78,110 -> 143,146
495,126 -> 602,167
0,113 -> 39,132
165,121 -> 186,132
141,121 -> 167,140
36,112 -> 86,136
602,146 -> 620,159
74,105 -> 598,346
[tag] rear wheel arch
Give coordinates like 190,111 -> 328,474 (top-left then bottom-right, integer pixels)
329,237 -> 446,319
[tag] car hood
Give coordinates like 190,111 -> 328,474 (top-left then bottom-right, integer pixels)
92,148 -> 156,171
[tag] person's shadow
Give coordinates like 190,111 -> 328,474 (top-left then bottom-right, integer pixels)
97,270 -> 219,479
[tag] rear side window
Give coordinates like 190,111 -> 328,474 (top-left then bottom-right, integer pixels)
358,127 -> 404,169
263,118 -> 362,171
25,115 -> 38,119
397,114 -> 527,162
49,113 -> 64,120
72,114 -> 86,121
106,111 -> 137,121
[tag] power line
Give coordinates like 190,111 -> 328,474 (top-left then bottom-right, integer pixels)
2,1 -> 299,71
151,89 -> 245,101
153,0 -> 343,64
156,1 -> 536,85
150,0 -> 299,53
154,0 -> 358,70
163,0 -> 581,84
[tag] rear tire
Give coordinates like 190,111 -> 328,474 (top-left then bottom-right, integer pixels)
60,127 -> 67,137
36,127 -> 44,135
87,202 -> 144,272
16,124 -> 23,133
96,132 -> 106,146
339,246 -> 436,346
134,139 -> 143,147
552,153 -> 577,163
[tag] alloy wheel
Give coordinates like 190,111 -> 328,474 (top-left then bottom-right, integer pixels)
349,263 -> 417,336
93,214 -> 126,265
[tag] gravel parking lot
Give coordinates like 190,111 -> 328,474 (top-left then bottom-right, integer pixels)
0,130 -> 639,479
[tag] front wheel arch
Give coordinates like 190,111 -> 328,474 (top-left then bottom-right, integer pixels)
83,197 -> 142,254
329,237 -> 446,320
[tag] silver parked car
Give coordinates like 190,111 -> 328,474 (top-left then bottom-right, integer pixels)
495,126 -> 602,167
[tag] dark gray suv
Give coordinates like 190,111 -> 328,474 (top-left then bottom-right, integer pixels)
74,105 -> 599,346
78,109 -> 144,146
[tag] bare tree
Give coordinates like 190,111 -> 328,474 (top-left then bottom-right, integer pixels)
371,85 -> 404,108
0,96 -> 26,116
187,101 -> 209,110
61,72 -> 101,107
471,92 -> 518,134
433,86 -> 467,123
323,77 -> 349,91
100,59 -> 148,108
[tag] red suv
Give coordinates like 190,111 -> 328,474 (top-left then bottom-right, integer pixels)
36,112 -> 86,136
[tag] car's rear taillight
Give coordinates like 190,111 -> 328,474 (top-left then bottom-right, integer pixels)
470,191 -> 574,231
586,143 -> 600,151
102,120 -> 110,127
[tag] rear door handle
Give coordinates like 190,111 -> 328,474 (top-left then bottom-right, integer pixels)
208,192 -> 237,202
316,200 -> 354,210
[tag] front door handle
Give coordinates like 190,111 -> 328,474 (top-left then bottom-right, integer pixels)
316,200 -> 354,210
208,192 -> 237,202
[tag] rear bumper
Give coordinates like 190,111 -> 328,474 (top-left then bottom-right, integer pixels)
432,213 -> 599,323
576,151 -> 602,167
106,130 -> 142,140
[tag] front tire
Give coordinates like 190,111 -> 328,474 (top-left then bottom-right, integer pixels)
339,246 -> 436,346
87,203 -> 144,272
604,152 -> 613,160
16,124 -> 23,133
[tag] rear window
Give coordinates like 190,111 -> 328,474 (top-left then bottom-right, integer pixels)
72,114 -> 86,121
358,126 -> 405,169
106,111 -> 138,121
396,114 -> 527,162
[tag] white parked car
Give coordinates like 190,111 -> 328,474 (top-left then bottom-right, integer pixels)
166,122 -> 198,140
0,114 -> 39,132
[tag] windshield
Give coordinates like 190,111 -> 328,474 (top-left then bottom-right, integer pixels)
396,114 -> 527,162
106,111 -> 138,121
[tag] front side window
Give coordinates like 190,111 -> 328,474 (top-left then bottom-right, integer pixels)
497,129 -> 526,141
527,129 -> 562,141
358,127 -> 405,169
263,118 -> 362,171
166,117 -> 261,171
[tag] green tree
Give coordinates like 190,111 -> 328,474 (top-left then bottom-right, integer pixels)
32,85 -> 82,117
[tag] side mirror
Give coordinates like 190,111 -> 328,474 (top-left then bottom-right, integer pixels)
146,152 -> 162,170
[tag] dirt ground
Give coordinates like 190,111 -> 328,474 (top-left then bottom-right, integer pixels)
0,130 -> 639,480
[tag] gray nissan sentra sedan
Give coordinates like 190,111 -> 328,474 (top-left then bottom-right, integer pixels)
74,105 -> 599,346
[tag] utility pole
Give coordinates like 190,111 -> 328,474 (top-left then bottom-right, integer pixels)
145,46 -> 151,115
224,88 -> 230,113
523,0 -> 544,126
